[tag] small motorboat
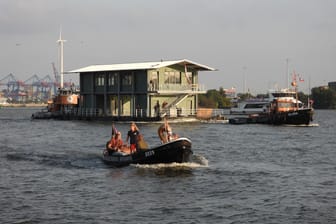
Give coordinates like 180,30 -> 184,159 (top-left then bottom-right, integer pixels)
102,137 -> 193,167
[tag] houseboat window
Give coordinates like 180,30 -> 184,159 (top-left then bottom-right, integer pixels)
95,74 -> 105,86
108,72 -> 117,86
164,71 -> 181,84
122,73 -> 132,86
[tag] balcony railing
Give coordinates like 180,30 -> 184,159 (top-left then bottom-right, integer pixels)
148,83 -> 206,93
57,107 -> 229,121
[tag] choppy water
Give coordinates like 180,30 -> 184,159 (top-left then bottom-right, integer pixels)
1,108 -> 335,224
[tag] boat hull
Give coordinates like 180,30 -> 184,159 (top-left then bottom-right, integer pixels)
228,113 -> 269,125
31,111 -> 54,119
102,138 -> 193,167
269,108 -> 313,125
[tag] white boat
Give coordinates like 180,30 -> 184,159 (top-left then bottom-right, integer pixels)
230,89 -> 306,115
230,99 -> 270,115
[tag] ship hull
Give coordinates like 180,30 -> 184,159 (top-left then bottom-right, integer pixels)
269,108 -> 313,125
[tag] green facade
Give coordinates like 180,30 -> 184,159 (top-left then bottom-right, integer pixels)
78,65 -> 202,119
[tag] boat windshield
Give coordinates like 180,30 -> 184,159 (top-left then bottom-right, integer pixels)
271,92 -> 296,98
57,88 -> 79,95
278,102 -> 295,108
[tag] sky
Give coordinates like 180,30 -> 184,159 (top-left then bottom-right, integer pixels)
1,0 -> 335,94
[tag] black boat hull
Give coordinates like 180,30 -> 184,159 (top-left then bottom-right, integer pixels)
102,138 -> 193,167
269,108 -> 313,125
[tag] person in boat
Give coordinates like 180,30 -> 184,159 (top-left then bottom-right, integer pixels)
126,122 -> 140,154
106,131 -> 124,155
157,118 -> 178,144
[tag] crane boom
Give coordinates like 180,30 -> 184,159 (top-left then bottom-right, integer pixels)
51,62 -> 59,85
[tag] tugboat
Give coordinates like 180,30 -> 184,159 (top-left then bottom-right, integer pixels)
102,137 -> 193,167
32,29 -> 80,119
268,94 -> 313,125
229,72 -> 314,125
32,88 -> 79,119
268,73 -> 313,125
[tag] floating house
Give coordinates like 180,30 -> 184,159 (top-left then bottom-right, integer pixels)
68,59 -> 215,120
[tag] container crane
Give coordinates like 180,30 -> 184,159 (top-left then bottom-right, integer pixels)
52,62 -> 60,95
24,74 -> 41,102
0,73 -> 26,102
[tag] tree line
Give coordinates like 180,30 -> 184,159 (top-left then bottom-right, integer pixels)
311,86 -> 336,109
198,87 -> 336,109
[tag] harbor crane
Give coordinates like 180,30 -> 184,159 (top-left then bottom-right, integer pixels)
0,73 -> 26,102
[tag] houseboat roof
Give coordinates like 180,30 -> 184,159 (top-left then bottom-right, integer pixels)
68,59 -> 216,73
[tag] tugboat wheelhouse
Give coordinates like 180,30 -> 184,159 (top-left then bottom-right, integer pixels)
69,59 -> 215,120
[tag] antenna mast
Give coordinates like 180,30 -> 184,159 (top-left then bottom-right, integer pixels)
57,27 -> 66,89
286,58 -> 289,89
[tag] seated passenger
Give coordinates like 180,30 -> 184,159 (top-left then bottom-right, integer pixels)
106,132 -> 124,155
158,118 -> 173,144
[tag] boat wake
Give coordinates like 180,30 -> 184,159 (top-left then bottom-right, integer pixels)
285,123 -> 319,127
191,154 -> 209,166
132,154 -> 208,169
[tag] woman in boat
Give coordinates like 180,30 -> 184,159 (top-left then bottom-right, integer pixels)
158,118 -> 173,144
106,132 -> 124,155
126,122 -> 140,154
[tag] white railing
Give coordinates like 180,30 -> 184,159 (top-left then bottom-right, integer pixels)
60,107 -> 227,119
72,107 -> 103,117
148,83 -> 206,92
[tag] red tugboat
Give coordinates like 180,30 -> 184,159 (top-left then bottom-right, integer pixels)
32,88 -> 79,119
32,30 -> 80,119
268,73 -> 314,125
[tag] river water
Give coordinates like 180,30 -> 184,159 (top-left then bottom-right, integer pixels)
0,108 -> 335,224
